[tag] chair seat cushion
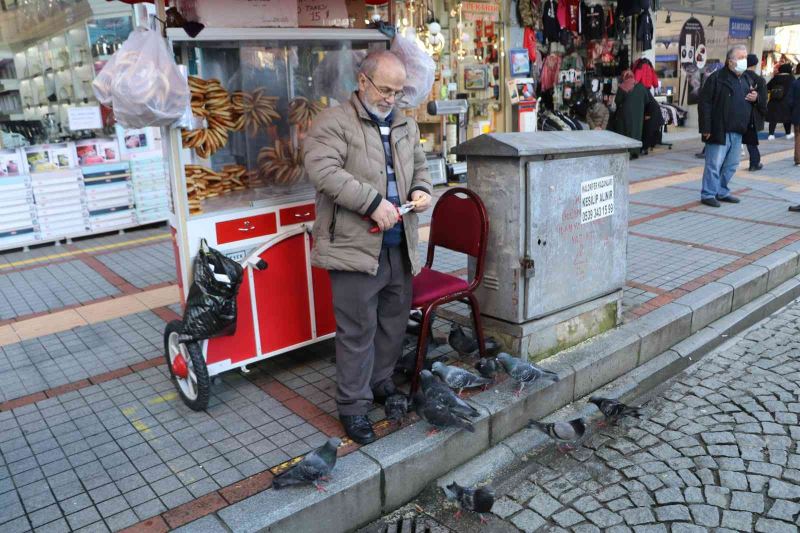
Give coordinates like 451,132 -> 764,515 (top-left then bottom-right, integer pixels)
412,268 -> 469,307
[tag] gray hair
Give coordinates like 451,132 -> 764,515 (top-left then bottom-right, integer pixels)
726,44 -> 748,62
358,50 -> 406,77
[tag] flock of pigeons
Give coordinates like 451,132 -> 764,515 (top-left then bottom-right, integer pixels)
270,322 -> 644,524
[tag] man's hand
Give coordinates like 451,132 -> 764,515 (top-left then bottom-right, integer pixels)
702,133 -> 711,140
370,199 -> 399,231
745,90 -> 758,102
410,190 -> 432,213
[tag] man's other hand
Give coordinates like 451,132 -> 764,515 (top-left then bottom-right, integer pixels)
410,190 -> 432,213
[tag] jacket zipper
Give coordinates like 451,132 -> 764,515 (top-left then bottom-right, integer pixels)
329,204 -> 338,243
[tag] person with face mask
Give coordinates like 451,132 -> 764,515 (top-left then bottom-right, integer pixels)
303,51 -> 432,444
697,44 -> 758,207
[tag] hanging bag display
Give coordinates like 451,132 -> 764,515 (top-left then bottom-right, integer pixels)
93,26 -> 190,128
180,239 -> 244,342
391,31 -> 436,109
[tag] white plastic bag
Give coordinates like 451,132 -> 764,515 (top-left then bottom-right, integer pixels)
390,31 -> 436,109
93,27 -> 189,129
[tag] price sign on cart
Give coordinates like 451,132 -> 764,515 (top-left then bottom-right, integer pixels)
580,176 -> 614,224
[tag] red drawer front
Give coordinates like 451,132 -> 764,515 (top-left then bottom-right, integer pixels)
215,213 -> 277,245
279,204 -> 315,226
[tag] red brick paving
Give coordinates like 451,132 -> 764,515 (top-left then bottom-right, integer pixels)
44,379 -> 91,398
119,516 -> 170,533
162,492 -> 228,529
219,471 -> 275,505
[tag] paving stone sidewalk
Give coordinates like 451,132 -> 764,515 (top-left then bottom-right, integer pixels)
379,293 -> 800,533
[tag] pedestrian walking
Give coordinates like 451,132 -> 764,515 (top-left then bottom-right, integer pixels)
766,63 -> 794,140
698,44 -> 758,207
303,50 -> 432,444
612,70 -> 648,159
743,54 -> 768,171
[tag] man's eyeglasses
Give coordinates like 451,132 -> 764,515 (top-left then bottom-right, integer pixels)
363,74 -> 405,101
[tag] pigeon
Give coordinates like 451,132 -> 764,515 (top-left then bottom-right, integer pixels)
474,357 -> 499,380
484,337 -> 501,357
385,393 -> 409,424
394,347 -> 443,377
432,361 -> 491,395
448,324 -> 479,356
443,481 -> 495,523
420,370 -> 479,419
272,437 -> 341,491
528,417 -> 586,451
589,396 -> 643,426
413,390 -> 475,436
496,352 -> 560,396
407,310 -> 439,345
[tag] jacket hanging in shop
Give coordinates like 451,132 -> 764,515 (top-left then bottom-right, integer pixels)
540,54 -> 562,91
518,0 -> 542,29
582,3 -> 605,41
637,10 -> 653,50
557,0 -> 582,33
542,0 -> 561,43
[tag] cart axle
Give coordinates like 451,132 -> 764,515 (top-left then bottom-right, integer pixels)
172,353 -> 189,379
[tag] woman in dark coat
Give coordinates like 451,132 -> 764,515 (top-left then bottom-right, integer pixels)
613,70 -> 648,158
642,91 -> 665,154
766,63 -> 794,139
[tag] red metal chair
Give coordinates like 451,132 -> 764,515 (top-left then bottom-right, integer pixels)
409,187 -> 489,393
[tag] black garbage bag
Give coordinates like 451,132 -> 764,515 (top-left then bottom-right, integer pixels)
180,239 -> 244,342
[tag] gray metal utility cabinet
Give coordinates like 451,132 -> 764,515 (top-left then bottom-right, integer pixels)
453,131 -> 641,360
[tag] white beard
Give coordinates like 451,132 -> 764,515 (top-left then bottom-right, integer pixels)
361,98 -> 392,120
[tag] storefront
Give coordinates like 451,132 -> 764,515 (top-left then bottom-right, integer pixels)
653,10 -> 753,128
0,2 -> 171,251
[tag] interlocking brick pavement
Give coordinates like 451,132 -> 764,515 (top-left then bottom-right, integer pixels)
0,262 -> 119,321
95,243 -> 176,290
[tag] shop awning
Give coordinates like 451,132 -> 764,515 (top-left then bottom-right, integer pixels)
659,0 -> 800,26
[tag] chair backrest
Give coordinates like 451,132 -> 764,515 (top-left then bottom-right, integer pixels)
425,188 -> 489,283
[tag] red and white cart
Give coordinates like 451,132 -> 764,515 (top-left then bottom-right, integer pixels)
161,27 -> 389,410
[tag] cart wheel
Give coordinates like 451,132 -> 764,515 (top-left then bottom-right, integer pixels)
163,320 -> 210,411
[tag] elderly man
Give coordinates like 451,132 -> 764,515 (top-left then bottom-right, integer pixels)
698,44 -> 759,207
303,51 -> 432,444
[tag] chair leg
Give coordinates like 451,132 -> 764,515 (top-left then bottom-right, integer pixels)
410,306 -> 434,395
466,294 -> 487,359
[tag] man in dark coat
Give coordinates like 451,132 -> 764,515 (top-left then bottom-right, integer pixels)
786,73 -> 800,212
698,45 -> 759,207
613,70 -> 648,158
743,54 -> 768,171
766,63 -> 794,140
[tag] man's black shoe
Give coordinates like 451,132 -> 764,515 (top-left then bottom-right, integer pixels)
339,415 -> 376,444
701,198 -> 721,208
748,163 -> 763,171
789,205 -> 800,212
717,195 -> 740,203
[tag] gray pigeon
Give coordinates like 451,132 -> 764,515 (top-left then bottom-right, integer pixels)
272,437 -> 341,490
420,370 -> 479,419
589,396 -> 643,425
474,357 -> 499,380
448,324 -> 478,356
385,393 -> 409,424
413,390 -> 475,436
496,352 -> 560,396
528,418 -> 586,451
432,361 -> 491,395
443,481 -> 495,523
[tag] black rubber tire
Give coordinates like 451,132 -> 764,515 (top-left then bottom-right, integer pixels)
163,320 -> 210,411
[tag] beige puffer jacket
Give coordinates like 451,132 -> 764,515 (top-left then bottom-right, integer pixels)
303,93 -> 432,276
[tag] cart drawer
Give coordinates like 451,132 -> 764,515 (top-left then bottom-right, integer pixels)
279,203 -> 315,226
215,213 -> 277,244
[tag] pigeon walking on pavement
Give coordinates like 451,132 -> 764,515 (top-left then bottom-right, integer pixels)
420,370 -> 479,419
385,393 -> 409,424
448,324 -> 479,356
496,352 -> 560,396
589,396 -> 643,426
443,481 -> 495,523
272,437 -> 341,491
474,357 -> 500,380
527,418 -> 586,452
432,361 -> 492,395
413,390 -> 475,436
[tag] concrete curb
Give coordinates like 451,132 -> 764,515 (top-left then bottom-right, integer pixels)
185,254 -> 800,533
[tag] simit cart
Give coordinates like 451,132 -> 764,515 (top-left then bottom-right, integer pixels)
162,27 -> 389,410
